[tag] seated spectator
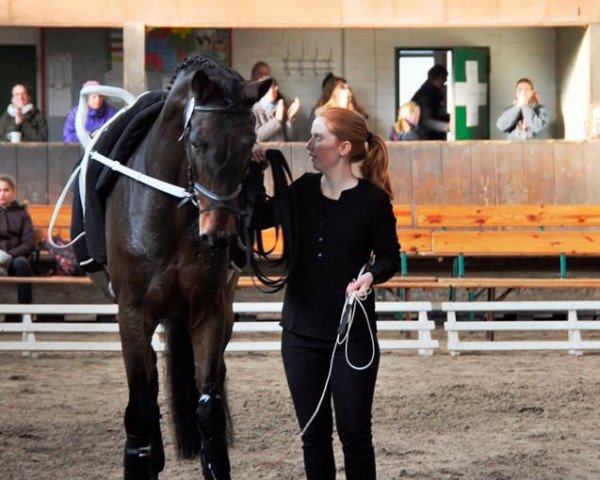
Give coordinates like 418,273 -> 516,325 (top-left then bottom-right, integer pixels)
313,74 -> 368,119
250,61 -> 271,81
253,78 -> 300,142
62,80 -> 117,143
390,101 -> 421,141
496,78 -> 549,139
0,83 -> 48,142
0,175 -> 34,313
411,64 -> 450,140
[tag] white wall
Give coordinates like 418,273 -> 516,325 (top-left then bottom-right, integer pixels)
233,27 -> 558,140
232,28 -> 343,140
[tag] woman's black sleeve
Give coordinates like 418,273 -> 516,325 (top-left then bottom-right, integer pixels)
367,195 -> 400,284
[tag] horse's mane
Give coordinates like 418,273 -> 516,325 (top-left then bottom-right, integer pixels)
166,53 -> 244,96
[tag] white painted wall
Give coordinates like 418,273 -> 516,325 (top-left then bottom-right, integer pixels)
233,27 -> 558,140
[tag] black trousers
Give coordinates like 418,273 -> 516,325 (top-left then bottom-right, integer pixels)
282,329 -> 380,480
9,256 -> 32,304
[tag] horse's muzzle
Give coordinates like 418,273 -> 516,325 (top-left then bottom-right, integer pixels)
199,232 -> 235,250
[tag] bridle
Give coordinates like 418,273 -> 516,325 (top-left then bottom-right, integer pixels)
180,98 -> 253,216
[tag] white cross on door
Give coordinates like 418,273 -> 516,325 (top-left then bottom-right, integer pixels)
454,60 -> 487,127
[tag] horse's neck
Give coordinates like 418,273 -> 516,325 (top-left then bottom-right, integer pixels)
142,101 -> 187,184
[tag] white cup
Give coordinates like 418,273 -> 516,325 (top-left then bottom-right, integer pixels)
7,131 -> 22,143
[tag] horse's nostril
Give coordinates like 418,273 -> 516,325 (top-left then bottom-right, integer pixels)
199,232 -> 231,250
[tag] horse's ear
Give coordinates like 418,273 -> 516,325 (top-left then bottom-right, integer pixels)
240,78 -> 273,107
191,70 -> 213,102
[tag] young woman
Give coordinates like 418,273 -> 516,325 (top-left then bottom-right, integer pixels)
253,107 -> 400,479
0,175 -> 34,309
312,75 -> 368,122
496,78 -> 549,139
389,101 -> 421,141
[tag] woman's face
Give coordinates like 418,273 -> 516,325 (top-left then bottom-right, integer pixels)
87,94 -> 104,110
11,85 -> 30,109
0,181 -> 15,207
515,81 -> 534,104
333,82 -> 351,108
306,117 -> 344,172
262,83 -> 278,103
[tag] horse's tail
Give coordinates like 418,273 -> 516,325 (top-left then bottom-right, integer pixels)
164,316 -> 202,459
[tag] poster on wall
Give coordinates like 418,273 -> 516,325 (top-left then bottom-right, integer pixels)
146,28 -> 231,73
47,53 -> 72,117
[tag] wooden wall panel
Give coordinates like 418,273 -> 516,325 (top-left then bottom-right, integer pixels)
441,142 -> 472,204
411,143 -> 442,205
0,144 -> 17,182
48,144 -> 80,204
16,144 -> 48,204
523,142 -> 555,204
470,142 -> 497,205
554,142 -> 585,204
494,143 -> 525,204
584,141 -> 600,204
388,144 -> 412,206
3,140 -> 599,207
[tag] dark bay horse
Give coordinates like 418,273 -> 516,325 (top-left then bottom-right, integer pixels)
104,55 -> 271,479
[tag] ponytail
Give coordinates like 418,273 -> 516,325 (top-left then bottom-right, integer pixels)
318,107 -> 393,199
361,133 -> 393,199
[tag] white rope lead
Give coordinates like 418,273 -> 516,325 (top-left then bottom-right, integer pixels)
45,165 -> 86,249
299,266 -> 376,437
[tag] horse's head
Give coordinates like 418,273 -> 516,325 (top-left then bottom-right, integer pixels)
177,63 -> 271,249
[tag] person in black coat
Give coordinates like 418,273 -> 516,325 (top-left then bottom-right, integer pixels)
411,64 -> 451,140
252,107 -> 400,480
0,175 -> 34,307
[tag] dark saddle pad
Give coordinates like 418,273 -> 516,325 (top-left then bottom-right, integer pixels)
71,91 -> 167,271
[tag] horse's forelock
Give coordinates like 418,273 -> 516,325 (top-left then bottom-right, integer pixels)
166,53 -> 243,94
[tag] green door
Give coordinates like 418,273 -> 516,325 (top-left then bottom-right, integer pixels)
0,46 -> 38,108
452,47 -> 489,140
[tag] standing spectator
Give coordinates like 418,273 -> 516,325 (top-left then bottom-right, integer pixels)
62,80 -> 118,143
253,78 -> 300,142
250,61 -> 271,81
0,175 -> 34,314
496,78 -> 549,139
0,84 -> 48,142
313,75 -> 368,120
389,101 -> 421,141
411,64 -> 450,140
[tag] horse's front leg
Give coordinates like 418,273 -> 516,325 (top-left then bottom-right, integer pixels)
119,305 -> 164,480
190,273 -> 238,480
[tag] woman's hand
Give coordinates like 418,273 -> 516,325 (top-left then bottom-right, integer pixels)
287,97 -> 300,121
250,144 -> 266,164
275,99 -> 285,122
346,272 -> 374,298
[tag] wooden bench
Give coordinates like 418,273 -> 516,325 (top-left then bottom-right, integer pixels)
28,204 -> 72,245
14,203 -> 600,298
415,205 -> 600,277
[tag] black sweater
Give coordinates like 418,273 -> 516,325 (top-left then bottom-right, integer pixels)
281,173 -> 400,340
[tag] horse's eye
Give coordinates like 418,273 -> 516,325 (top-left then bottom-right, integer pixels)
191,140 -> 206,151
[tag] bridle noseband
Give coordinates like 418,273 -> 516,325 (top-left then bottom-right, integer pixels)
180,98 -> 253,216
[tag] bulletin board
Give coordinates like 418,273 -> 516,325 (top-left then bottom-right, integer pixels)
145,28 -> 231,72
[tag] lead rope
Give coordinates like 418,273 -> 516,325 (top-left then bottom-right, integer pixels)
299,264 -> 375,437
45,164 -> 86,249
